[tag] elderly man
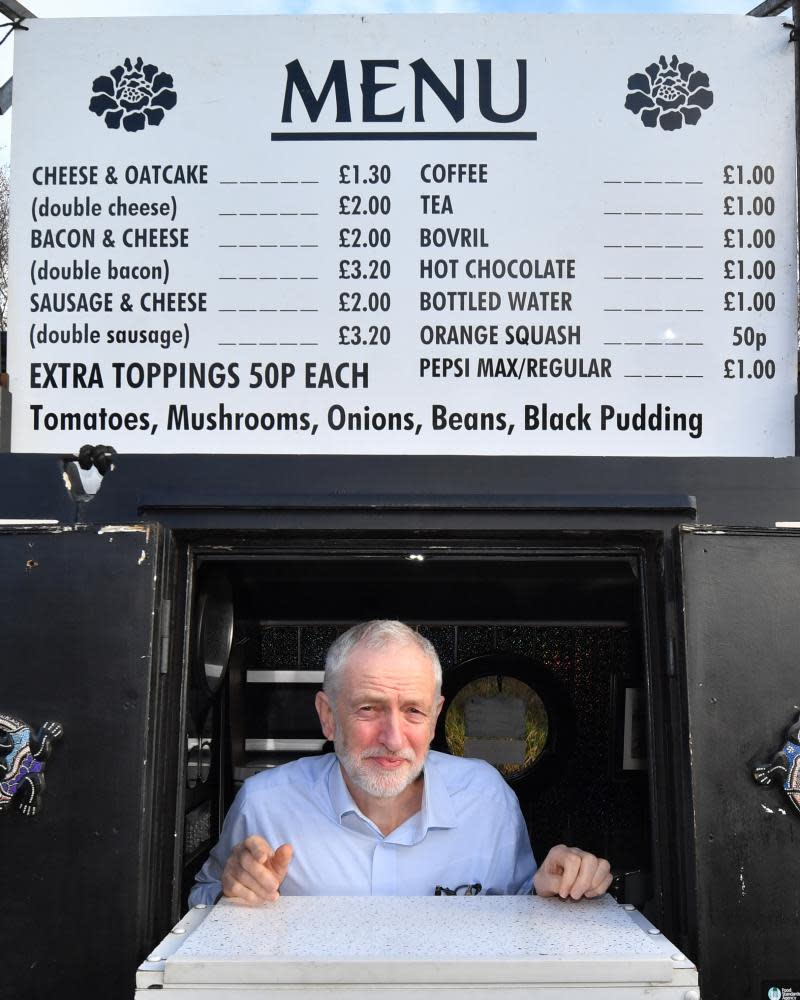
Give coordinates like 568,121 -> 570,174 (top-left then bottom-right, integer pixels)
189,620 -> 612,905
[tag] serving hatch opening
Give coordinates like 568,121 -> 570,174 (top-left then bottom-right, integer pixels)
179,537 -> 666,930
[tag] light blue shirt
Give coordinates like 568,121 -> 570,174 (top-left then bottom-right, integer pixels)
189,750 -> 536,905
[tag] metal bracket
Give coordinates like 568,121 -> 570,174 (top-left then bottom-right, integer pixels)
0,15 -> 29,49
0,2 -> 36,112
160,599 -> 172,674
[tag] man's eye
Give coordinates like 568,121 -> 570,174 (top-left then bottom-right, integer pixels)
358,706 -> 373,713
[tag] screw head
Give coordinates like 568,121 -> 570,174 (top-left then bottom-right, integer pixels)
172,928 -> 187,934
147,955 -> 165,963
648,928 -> 661,935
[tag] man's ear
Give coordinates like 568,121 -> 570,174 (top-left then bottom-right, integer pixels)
315,690 -> 336,741
434,695 -> 445,722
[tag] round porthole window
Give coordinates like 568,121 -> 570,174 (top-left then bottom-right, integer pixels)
444,675 -> 548,779
436,653 -> 571,786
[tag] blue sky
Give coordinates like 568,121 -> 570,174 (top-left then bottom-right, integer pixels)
0,0 -> 765,15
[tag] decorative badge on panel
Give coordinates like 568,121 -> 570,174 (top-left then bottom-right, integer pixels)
0,714 -> 63,817
625,55 -> 714,131
752,711 -> 800,817
89,57 -> 177,133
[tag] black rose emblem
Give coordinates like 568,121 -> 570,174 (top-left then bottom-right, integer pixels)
89,56 -> 177,132
625,54 -> 713,131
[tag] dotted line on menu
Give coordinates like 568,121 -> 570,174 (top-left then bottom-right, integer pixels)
218,341 -> 320,346
604,244 -> 704,249
603,211 -> 704,217
603,180 -> 704,185
218,277 -> 318,281
603,308 -> 704,313
604,341 -> 704,347
603,276 -> 703,281
218,308 -> 319,313
219,180 -> 319,185
218,244 -> 319,248
218,212 -> 319,217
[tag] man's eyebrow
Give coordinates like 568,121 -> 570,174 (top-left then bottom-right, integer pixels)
349,690 -> 428,705
349,690 -> 387,702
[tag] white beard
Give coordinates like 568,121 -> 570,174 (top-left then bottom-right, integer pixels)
334,723 -> 425,799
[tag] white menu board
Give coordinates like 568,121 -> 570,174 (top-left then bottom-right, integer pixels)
7,14 -> 797,456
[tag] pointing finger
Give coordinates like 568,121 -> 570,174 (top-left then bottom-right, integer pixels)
240,847 -> 282,893
269,843 -> 294,883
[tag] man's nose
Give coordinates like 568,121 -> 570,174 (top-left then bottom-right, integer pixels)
378,710 -> 404,749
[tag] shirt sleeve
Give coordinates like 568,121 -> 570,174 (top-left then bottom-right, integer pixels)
187,783 -> 255,907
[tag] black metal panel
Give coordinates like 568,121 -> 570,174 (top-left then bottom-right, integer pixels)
63,453 -> 800,529
6,451 -> 800,530
0,524 -> 168,1000
0,454 -> 76,522
679,528 -> 800,1000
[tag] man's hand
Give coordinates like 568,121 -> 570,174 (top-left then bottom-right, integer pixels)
221,835 -> 293,905
533,844 -> 612,900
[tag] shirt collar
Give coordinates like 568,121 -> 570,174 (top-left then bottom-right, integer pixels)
324,750 -> 458,835
420,751 -> 458,831
327,754 -> 359,822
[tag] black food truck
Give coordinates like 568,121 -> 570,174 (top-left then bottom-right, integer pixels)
0,7 -> 798,1000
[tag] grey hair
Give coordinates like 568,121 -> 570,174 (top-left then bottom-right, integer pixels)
323,620 -> 442,702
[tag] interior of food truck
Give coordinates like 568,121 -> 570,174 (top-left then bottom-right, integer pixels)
177,532 -> 684,947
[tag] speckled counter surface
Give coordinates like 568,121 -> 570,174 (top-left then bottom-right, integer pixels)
135,895 -> 699,994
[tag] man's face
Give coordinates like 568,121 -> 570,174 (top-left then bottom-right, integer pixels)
316,640 -> 444,800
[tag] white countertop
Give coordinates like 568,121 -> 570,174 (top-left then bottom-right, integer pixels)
147,895 -> 694,987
